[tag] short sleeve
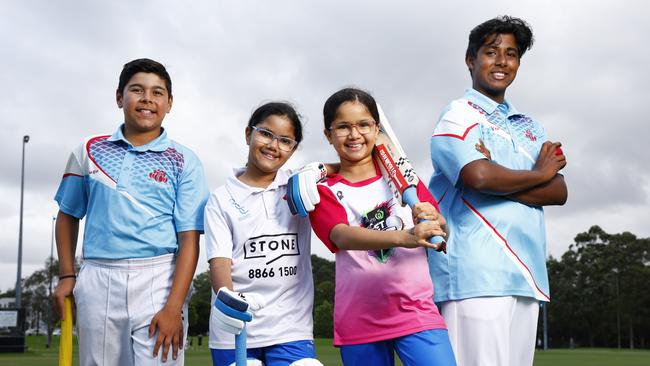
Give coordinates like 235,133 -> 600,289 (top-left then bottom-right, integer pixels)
203,191 -> 235,260
430,118 -> 486,187
173,151 -> 209,233
309,184 -> 348,253
416,180 -> 440,212
54,144 -> 88,219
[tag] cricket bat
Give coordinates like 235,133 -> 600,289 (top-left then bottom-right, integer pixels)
373,104 -> 446,250
58,297 -> 73,366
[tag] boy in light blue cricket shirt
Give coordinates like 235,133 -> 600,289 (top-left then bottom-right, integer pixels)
53,58 -> 209,365
428,16 -> 568,366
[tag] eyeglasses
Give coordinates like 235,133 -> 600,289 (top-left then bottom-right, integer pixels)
329,120 -> 377,137
251,126 -> 298,152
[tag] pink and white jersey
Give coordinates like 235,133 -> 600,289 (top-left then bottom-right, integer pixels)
309,170 -> 447,346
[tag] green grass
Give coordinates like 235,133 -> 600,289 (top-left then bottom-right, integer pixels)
0,336 -> 648,365
533,348 -> 650,366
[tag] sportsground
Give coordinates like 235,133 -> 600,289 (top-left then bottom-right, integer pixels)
0,336 -> 648,365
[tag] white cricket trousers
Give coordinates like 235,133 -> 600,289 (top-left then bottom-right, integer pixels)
441,296 -> 539,366
74,254 -> 189,366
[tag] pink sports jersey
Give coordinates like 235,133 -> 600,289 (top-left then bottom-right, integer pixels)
309,169 -> 447,346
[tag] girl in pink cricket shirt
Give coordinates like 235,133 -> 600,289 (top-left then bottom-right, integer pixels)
308,87 -> 456,366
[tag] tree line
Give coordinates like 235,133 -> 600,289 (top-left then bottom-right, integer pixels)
2,225 -> 647,349
544,225 -> 649,349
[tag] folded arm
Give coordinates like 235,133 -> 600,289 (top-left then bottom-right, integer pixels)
461,141 -> 567,206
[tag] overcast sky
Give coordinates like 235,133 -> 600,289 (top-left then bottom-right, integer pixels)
1,0 -> 648,292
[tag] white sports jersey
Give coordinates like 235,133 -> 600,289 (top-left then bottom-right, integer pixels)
204,168 -> 314,349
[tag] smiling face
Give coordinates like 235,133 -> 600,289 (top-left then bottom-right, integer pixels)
245,114 -> 296,176
116,72 -> 173,140
466,33 -> 520,104
325,101 -> 378,167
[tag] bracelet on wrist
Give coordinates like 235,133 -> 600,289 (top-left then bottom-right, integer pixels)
58,274 -> 76,280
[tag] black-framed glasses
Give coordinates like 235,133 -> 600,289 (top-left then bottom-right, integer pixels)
251,126 -> 298,152
329,120 -> 377,137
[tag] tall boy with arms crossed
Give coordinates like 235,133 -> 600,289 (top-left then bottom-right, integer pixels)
428,16 -> 567,366
53,58 -> 209,365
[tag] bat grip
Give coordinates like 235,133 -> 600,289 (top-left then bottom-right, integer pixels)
59,296 -> 73,366
235,324 -> 247,366
402,188 -> 445,246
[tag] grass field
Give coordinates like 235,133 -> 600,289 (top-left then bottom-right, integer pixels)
0,336 -> 648,365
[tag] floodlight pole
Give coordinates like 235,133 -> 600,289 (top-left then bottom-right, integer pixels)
15,135 -> 29,308
543,301 -> 548,350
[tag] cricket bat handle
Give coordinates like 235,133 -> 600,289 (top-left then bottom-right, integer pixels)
58,296 -> 73,366
235,324 -> 247,366
402,188 -> 445,247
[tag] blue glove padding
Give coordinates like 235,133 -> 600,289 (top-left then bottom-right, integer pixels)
217,287 -> 250,313
287,163 -> 326,217
214,297 -> 252,322
213,287 -> 254,335
289,175 -> 308,217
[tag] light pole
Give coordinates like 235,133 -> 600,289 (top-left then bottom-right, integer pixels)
15,135 -> 29,308
614,267 -> 621,349
543,302 -> 548,350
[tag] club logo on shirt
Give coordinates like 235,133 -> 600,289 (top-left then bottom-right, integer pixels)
524,129 -> 537,142
244,233 -> 300,265
148,169 -> 168,183
229,198 -> 250,218
361,201 -> 401,264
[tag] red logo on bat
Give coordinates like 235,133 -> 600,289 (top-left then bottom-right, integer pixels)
376,144 -> 407,193
149,169 -> 168,183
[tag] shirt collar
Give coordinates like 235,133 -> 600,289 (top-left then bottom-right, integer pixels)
107,124 -> 170,152
226,167 -> 290,199
325,161 -> 382,186
464,88 -> 522,118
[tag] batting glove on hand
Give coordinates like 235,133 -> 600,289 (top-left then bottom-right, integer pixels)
287,162 -> 327,217
213,287 -> 266,335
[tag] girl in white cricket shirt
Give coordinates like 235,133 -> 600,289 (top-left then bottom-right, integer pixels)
204,102 -> 323,366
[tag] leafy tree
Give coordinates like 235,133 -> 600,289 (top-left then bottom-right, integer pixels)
314,280 -> 334,310
188,270 -> 212,336
311,255 -> 335,337
311,255 -> 335,285
545,226 -> 650,348
21,257 -> 61,347
313,300 -> 334,338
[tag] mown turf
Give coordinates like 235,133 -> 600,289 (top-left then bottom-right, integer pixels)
0,336 -> 648,365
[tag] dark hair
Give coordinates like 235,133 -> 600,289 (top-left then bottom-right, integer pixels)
465,16 -> 534,61
117,58 -> 173,97
247,102 -> 304,145
323,87 -> 380,130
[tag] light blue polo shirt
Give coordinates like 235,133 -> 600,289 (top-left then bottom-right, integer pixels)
54,125 -> 209,259
428,89 -> 550,302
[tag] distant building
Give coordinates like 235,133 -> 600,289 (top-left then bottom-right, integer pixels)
0,297 -> 16,308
